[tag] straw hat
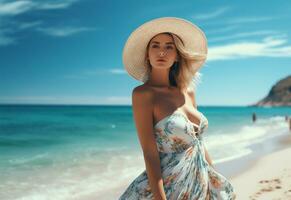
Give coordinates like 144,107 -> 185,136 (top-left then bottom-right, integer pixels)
122,17 -> 208,82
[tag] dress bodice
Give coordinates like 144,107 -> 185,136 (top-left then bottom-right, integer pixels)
154,110 -> 208,153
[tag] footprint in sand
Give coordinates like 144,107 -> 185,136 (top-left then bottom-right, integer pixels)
250,178 -> 282,199
282,191 -> 291,199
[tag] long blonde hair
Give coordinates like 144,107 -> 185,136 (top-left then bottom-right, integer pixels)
145,32 -> 207,92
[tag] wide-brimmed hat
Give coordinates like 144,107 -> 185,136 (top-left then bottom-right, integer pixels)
122,17 -> 208,82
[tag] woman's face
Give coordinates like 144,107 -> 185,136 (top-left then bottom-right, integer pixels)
147,33 -> 178,69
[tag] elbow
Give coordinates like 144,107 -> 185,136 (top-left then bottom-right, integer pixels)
143,152 -> 159,164
143,152 -> 162,171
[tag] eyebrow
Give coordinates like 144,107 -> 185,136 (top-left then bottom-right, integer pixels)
151,41 -> 175,45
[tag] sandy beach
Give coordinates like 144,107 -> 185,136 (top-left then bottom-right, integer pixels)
230,135 -> 291,200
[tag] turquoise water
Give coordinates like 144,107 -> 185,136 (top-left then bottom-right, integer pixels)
0,105 -> 290,199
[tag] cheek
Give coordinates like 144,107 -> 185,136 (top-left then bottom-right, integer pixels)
149,48 -> 158,55
148,50 -> 157,59
169,51 -> 178,59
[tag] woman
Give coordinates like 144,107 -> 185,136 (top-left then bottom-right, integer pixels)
119,17 -> 236,200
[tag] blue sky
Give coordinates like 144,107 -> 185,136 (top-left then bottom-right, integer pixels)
0,0 -> 290,106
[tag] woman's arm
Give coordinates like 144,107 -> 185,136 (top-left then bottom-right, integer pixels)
132,86 -> 167,200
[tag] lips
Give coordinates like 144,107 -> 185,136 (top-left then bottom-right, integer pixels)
157,59 -> 166,62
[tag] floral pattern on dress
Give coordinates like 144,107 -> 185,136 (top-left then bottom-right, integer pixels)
119,110 -> 236,200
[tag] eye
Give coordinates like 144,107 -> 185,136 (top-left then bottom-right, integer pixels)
166,46 -> 174,49
151,44 -> 159,48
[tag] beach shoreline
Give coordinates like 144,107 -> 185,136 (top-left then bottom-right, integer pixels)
214,129 -> 291,179
228,132 -> 291,199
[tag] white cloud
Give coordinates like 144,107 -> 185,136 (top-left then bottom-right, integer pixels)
64,68 -> 125,80
0,95 -> 131,105
0,20 -> 43,45
201,15 -> 282,27
109,69 -> 126,74
208,30 -> 279,43
0,0 -> 78,16
36,26 -> 96,37
206,25 -> 239,35
227,16 -> 275,24
0,0 -> 82,46
18,20 -> 43,29
193,6 -> 231,20
0,0 -> 35,16
36,0 -> 78,10
104,96 -> 131,104
208,36 -> 291,61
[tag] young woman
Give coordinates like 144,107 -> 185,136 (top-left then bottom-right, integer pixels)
119,17 -> 236,200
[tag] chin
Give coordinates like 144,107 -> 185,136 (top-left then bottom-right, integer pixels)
154,65 -> 171,69
154,63 -> 170,67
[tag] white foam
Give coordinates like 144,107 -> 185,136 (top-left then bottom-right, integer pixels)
204,116 -> 288,164
9,153 -> 49,165
0,149 -> 145,200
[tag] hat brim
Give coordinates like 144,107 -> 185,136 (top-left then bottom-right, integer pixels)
123,17 -> 208,82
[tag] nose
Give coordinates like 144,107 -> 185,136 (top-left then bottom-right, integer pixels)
159,51 -> 166,57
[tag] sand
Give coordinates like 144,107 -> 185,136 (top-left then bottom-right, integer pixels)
230,139 -> 291,200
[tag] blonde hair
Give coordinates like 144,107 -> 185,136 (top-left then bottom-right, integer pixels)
145,32 -> 207,92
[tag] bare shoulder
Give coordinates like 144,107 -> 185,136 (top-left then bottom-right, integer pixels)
132,85 -> 154,104
132,84 -> 153,96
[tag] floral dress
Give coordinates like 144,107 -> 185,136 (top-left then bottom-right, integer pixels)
119,110 -> 236,200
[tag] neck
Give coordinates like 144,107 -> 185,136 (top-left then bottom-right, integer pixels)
147,67 -> 171,87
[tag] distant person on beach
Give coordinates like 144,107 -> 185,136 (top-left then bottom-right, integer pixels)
252,112 -> 257,123
119,17 -> 236,200
284,116 -> 290,131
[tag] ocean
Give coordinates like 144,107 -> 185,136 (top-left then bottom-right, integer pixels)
0,105 -> 290,199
